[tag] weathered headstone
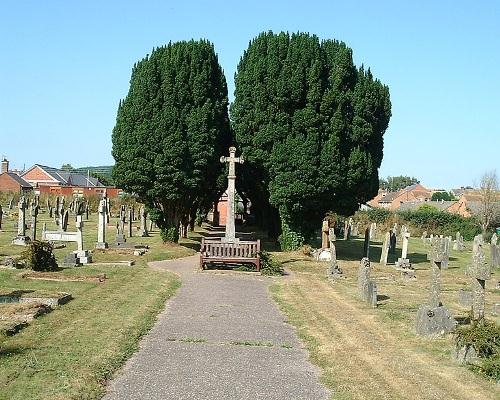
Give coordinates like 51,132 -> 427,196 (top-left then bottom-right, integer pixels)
396,232 -> 414,279
31,203 -> 40,240
363,228 -> 370,258
95,198 -> 108,249
12,197 -> 30,245
421,231 -> 427,241
343,220 -> 349,240
321,219 -> 329,249
115,206 -> 126,244
380,232 -> 390,265
358,257 -> 377,307
106,197 -> 111,224
467,235 -> 491,321
389,231 -> 397,254
85,202 -> 89,220
392,223 -> 398,238
139,206 -> 149,237
441,236 -> 451,269
453,231 -> 464,251
0,204 -> 3,230
62,209 -> 69,232
8,197 -> 13,209
220,146 -> 244,242
490,233 -> 499,268
127,207 -> 133,238
369,222 -> 377,239
416,236 -> 456,336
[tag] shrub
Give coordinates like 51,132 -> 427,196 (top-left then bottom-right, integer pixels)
20,241 -> 58,271
259,251 -> 283,276
454,320 -> 500,381
278,221 -> 304,251
366,208 -> 392,223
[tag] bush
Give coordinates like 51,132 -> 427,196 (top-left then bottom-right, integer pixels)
259,251 -> 283,276
20,241 -> 58,271
278,221 -> 304,251
366,208 -> 392,223
454,320 -> 500,381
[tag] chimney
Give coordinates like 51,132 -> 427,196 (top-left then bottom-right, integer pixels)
1,157 -> 8,174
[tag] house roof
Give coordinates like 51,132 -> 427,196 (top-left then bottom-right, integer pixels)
379,191 -> 401,203
23,164 -> 105,188
3,172 -> 32,188
397,200 -> 456,212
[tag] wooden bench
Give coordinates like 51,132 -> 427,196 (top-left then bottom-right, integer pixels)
200,238 -> 261,271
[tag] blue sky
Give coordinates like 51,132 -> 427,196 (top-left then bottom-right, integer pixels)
0,1 -> 499,190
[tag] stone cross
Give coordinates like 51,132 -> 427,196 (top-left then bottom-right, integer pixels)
467,235 -> 491,321
321,219 -> 329,249
395,232 -> 412,274
96,198 -> 108,248
220,146 -> 244,242
380,232 -> 390,265
31,203 -> 39,240
139,206 -> 149,237
17,196 -> 27,236
428,236 -> 446,308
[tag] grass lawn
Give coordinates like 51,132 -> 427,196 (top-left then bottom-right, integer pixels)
0,204 -> 196,400
270,233 -> 500,400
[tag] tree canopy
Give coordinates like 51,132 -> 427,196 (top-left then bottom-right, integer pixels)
379,175 -> 419,192
112,40 -> 231,241
231,31 -> 391,248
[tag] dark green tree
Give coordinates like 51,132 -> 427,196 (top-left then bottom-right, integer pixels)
60,163 -> 74,171
231,32 -> 391,248
112,40 -> 231,242
431,191 -> 454,201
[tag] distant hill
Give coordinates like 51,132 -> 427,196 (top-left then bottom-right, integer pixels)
73,165 -> 113,179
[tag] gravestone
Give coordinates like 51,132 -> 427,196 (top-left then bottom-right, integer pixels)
220,146 -> 244,242
321,219 -> 329,249
343,220 -> 349,240
363,228 -> 370,258
358,257 -> 377,307
127,207 -> 133,238
389,231 -> 397,254
85,203 -> 89,220
393,223 -> 398,237
369,222 -> 377,239
43,215 -> 92,265
416,236 -> 456,336
95,198 -> 108,249
139,206 -> 149,237
31,203 -> 40,240
395,232 -> 414,279
491,233 -> 499,268
48,205 -> 53,218
453,231 -> 464,251
115,206 -> 126,244
380,232 -> 390,265
441,236 -> 451,269
457,289 -> 473,308
421,231 -> 427,241
8,197 -> 13,209
400,225 -> 408,242
0,204 -> 3,230
467,235 -> 491,321
106,197 -> 111,224
12,197 -> 30,245
62,209 -> 69,232
326,228 -> 342,279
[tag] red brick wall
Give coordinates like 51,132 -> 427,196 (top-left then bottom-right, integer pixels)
0,173 -> 30,193
22,166 -> 56,184
217,199 -> 227,225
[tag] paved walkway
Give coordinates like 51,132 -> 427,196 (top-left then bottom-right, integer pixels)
104,255 -> 329,399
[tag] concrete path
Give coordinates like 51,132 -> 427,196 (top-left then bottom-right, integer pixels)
104,255 -> 329,400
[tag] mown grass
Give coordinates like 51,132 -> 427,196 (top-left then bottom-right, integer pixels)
0,204 -> 196,400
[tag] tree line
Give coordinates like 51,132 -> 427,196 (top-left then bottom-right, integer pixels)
112,32 -> 392,247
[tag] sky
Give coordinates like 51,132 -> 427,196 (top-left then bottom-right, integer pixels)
0,1 -> 499,190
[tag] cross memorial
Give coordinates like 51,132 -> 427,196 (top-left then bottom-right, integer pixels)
220,146 -> 244,242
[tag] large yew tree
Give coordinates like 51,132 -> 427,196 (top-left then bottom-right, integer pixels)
231,32 -> 391,249
112,40 -> 231,242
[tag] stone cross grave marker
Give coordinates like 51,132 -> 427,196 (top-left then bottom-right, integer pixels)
467,235 -> 491,321
96,198 -> 108,249
139,206 -> 149,237
220,146 -> 244,242
358,257 -> 377,307
415,236 -> 456,336
380,231 -> 390,265
116,205 -> 126,244
42,215 -> 92,265
453,231 -> 464,251
326,228 -> 342,279
396,231 -> 414,279
12,196 -> 30,245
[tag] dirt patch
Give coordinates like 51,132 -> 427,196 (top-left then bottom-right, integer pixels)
19,271 -> 107,283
